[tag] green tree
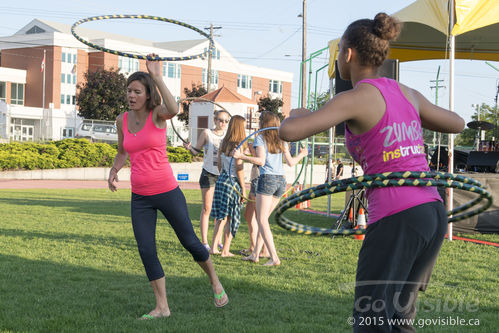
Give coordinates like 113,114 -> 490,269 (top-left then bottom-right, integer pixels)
76,68 -> 127,120
179,84 -> 208,126
455,103 -> 497,146
258,95 -> 284,120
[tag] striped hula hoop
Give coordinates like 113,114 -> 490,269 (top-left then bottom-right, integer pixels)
275,171 -> 493,236
71,14 -> 213,61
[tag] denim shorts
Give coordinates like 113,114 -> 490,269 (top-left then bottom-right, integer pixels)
199,168 -> 218,188
256,174 -> 286,198
249,177 -> 259,197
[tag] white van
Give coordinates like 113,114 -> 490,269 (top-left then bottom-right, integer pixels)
75,122 -> 118,143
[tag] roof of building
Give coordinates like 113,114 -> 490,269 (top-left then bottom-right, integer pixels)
196,87 -> 256,105
153,39 -> 206,52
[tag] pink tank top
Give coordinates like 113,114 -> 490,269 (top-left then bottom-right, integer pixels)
345,77 -> 441,225
123,111 -> 177,195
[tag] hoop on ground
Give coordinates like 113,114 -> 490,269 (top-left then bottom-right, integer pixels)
275,171 -> 493,236
71,15 -> 213,61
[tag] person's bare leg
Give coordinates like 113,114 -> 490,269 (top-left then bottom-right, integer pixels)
244,198 -> 257,252
197,257 -> 229,307
210,218 -> 225,254
221,218 -> 234,257
200,187 -> 215,246
140,277 -> 170,319
256,194 -> 281,266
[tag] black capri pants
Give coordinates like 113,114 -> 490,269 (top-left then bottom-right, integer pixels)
353,201 -> 447,333
131,186 -> 209,281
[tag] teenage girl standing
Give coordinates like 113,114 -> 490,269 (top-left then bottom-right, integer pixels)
210,115 -> 247,256
279,13 -> 464,331
234,111 -> 308,266
184,110 -> 230,250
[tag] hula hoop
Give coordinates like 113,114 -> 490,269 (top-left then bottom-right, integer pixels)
71,15 -> 213,61
228,127 -> 307,202
275,171 -> 493,236
171,97 -> 231,153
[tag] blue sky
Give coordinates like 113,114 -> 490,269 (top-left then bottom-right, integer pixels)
0,0 -> 497,124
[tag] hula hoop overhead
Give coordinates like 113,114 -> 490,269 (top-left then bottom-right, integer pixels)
275,171 -> 493,236
71,15 -> 214,61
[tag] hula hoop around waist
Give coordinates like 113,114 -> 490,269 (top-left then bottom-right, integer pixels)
275,171 -> 493,236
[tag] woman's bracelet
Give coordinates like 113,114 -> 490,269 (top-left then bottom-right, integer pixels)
111,167 -> 119,173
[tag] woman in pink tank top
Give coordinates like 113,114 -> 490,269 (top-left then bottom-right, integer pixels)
280,14 -> 464,332
107,54 -> 228,319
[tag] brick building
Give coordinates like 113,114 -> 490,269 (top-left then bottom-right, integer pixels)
0,19 -> 292,142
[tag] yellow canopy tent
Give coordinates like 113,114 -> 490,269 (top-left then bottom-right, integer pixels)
328,0 -> 499,77
326,0 -> 499,239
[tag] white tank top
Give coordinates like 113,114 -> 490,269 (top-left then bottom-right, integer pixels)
202,129 -> 225,175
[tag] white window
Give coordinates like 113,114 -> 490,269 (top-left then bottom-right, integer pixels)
62,52 -> 66,63
61,94 -> 65,104
62,127 -> 74,138
238,75 -> 252,89
10,83 -> 24,105
61,74 -> 65,84
202,69 -> 218,86
0,82 -> 5,101
118,56 -> 139,74
269,80 -> 283,94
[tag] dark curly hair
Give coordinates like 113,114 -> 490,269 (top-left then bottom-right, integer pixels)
342,13 -> 402,67
127,71 -> 161,111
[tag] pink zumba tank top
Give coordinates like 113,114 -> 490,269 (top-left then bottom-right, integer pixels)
123,111 -> 177,195
345,77 -> 442,225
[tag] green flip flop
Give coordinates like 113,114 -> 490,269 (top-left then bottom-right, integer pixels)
214,289 -> 229,308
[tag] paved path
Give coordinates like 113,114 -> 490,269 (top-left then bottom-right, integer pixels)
0,180 -> 201,190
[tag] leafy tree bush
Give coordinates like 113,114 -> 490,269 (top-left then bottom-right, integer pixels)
0,140 -> 193,170
76,68 -> 128,120
179,83 -> 208,126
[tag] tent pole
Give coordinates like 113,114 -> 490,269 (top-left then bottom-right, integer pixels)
448,0 -> 455,241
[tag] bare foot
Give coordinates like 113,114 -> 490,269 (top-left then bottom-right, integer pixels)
139,309 -> 171,320
263,259 -> 281,266
241,255 -> 259,263
221,252 -> 235,257
209,249 -> 221,255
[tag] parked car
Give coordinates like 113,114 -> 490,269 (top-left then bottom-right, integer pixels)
75,122 -> 118,143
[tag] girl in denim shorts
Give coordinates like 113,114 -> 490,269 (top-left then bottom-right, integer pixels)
234,111 -> 308,266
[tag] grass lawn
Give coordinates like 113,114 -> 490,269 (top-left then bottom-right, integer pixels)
0,188 -> 497,332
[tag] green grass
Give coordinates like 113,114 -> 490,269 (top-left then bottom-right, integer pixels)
0,189 -> 497,332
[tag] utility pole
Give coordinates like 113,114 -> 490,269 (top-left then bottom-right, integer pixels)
430,65 -> 445,148
204,24 -> 222,92
495,80 -> 498,141
300,0 -> 307,108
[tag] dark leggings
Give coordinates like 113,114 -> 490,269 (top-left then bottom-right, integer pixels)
353,201 -> 447,333
131,186 -> 209,281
